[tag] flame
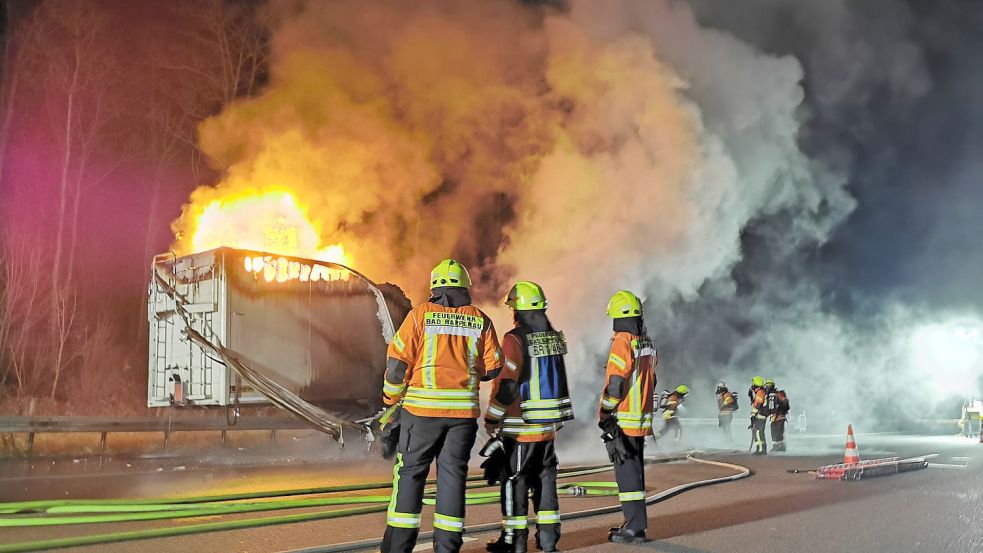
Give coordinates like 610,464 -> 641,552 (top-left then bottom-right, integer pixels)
188,188 -> 352,266
243,255 -> 349,284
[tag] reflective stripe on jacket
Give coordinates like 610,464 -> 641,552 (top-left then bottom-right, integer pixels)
384,302 -> 502,418
485,333 -> 557,442
513,327 -> 573,423
599,332 -> 658,437
718,392 -> 736,413
751,387 -> 769,419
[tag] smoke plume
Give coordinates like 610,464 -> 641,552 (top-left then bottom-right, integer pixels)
173,0 -> 983,436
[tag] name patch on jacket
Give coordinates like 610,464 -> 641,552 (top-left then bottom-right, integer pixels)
526,331 -> 567,358
632,336 -> 656,358
424,312 -> 483,337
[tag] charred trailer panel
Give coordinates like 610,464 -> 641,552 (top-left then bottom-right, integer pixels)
148,248 -> 410,415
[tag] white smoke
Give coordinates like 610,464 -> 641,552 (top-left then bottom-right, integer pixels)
500,0 -> 855,427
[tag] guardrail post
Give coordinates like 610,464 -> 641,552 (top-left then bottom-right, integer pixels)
99,432 -> 107,468
221,429 -> 228,447
269,428 -> 277,443
27,432 -> 35,457
163,430 -> 169,450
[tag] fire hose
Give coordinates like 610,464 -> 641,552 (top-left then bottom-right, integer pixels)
151,257 -> 396,444
0,453 -> 750,552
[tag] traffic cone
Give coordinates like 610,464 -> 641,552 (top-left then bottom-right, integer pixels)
844,425 -> 860,464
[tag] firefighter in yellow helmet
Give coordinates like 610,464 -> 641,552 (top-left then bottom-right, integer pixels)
380,259 -> 503,553
656,385 -> 689,442
483,281 -> 571,553
748,376 -> 769,455
598,290 -> 657,544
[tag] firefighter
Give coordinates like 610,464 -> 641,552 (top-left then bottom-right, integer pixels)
716,382 -> 737,439
484,281 -> 572,553
380,259 -> 504,553
749,376 -> 769,455
766,379 -> 790,452
656,385 -> 689,442
957,399 -> 969,437
598,290 -> 657,544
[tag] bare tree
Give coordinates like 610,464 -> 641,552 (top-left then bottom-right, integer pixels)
163,0 -> 270,117
36,0 -> 124,293
0,0 -> 42,190
0,237 -> 46,395
48,285 -> 79,400
137,0 -> 271,267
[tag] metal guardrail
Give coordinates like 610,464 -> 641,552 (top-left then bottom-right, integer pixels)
0,415 -> 313,458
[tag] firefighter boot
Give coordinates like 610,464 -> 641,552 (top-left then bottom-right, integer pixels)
608,526 -> 646,544
487,531 -> 528,553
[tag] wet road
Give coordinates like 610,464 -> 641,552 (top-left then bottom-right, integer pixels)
0,432 -> 980,552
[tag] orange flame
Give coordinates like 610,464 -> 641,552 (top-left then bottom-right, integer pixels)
188,188 -> 352,266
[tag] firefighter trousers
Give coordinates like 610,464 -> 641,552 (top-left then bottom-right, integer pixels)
658,417 -> 682,440
752,416 -> 767,454
613,436 -> 647,532
382,412 -> 478,553
718,412 -> 733,438
497,439 -> 561,550
770,417 -> 786,443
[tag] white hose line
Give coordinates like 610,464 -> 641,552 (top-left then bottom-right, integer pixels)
284,452 -> 750,553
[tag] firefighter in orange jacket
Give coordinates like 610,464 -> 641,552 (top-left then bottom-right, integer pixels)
598,290 -> 657,544
483,281 -> 572,553
748,376 -> 769,455
715,382 -> 738,439
656,385 -> 689,442
380,259 -> 503,553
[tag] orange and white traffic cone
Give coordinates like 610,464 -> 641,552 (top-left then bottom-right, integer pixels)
844,424 -> 860,464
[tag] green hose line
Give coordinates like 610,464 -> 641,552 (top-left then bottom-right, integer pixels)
1,482 -> 619,526
0,454 -> 702,551
0,504 -> 389,553
44,495 -> 395,514
0,463 -> 615,515
1,497 -> 392,527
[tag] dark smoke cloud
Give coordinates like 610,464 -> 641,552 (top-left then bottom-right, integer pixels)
646,0 -> 983,427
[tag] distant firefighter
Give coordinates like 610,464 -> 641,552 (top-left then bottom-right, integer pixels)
656,385 -> 689,442
715,382 -> 738,439
748,376 -> 769,455
765,379 -> 790,452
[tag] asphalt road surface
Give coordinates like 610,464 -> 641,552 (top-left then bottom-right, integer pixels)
0,431 -> 980,553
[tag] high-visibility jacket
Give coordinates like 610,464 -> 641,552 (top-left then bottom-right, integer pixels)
662,391 -> 683,421
383,302 -> 502,418
485,331 -> 559,442
718,392 -> 737,413
599,332 -> 658,437
513,327 -> 573,423
750,387 -> 769,419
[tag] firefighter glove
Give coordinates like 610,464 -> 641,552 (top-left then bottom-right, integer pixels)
599,418 -> 632,464
479,436 -> 508,485
378,405 -> 402,460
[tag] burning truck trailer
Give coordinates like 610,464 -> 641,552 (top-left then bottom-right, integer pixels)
147,247 -> 411,445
